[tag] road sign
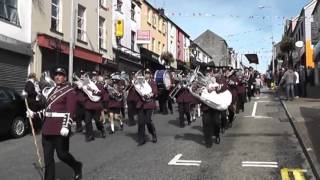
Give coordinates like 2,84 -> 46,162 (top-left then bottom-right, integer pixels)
168,154 -> 201,166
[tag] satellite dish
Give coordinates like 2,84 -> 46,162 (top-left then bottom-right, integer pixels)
295,41 -> 304,48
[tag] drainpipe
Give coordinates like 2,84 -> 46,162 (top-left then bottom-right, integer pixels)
68,0 -> 75,83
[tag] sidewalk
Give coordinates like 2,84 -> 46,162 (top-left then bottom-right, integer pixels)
280,85 -> 320,178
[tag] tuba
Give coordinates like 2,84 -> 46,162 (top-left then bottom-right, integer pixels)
189,66 -> 232,111
73,73 -> 101,102
105,74 -> 124,102
40,71 -> 56,99
132,70 -> 153,102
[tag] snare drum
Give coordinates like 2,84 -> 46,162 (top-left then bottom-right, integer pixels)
154,70 -> 172,90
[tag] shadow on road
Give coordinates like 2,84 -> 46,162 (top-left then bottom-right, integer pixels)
124,132 -> 139,143
174,133 -> 204,145
168,119 -> 180,128
0,135 -> 12,142
55,162 -> 74,180
191,125 -> 202,133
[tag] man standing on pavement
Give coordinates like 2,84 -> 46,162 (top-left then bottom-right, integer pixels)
136,69 -> 158,146
41,67 -> 82,180
280,67 -> 297,101
298,65 -> 307,97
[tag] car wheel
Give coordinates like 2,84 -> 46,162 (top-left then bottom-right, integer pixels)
11,117 -> 26,138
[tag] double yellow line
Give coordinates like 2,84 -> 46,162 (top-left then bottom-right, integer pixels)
281,168 -> 306,180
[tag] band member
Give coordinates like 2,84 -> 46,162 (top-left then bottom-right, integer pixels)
136,69 -> 158,146
200,68 -> 229,147
24,73 -> 45,133
236,71 -> 246,113
81,71 -> 107,142
226,67 -> 239,127
175,73 -> 193,127
41,67 -> 82,180
127,72 -> 138,126
107,72 -> 125,134
74,70 -> 85,133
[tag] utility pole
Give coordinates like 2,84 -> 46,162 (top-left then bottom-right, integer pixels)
68,0 -> 75,83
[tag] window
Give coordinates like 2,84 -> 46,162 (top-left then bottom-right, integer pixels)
116,0 -> 123,12
0,0 -> 19,25
301,23 -> 304,36
151,38 -> 155,51
99,17 -> 105,49
147,8 -> 152,24
158,41 -> 161,54
100,0 -> 106,7
77,4 -> 86,41
131,3 -> 135,20
131,31 -> 136,50
162,44 -> 165,53
152,13 -> 157,28
162,21 -> 166,34
158,18 -> 162,32
51,0 -> 61,32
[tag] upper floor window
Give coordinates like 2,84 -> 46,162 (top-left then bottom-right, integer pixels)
51,0 -> 62,32
77,4 -> 86,42
0,0 -> 19,25
147,8 -> 152,24
152,13 -> 157,28
158,18 -> 162,32
100,0 -> 107,8
99,16 -> 105,49
162,21 -> 166,34
131,31 -> 136,50
116,0 -> 123,12
131,3 -> 135,21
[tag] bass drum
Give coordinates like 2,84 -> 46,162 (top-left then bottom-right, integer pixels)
154,70 -> 172,90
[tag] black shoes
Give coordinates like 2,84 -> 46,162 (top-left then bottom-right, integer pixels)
109,130 -> 114,134
74,162 -> 83,180
120,124 -> 124,131
138,139 -> 146,146
215,136 -> 220,144
152,134 -> 157,143
187,121 -> 191,125
101,130 -> 106,138
85,136 -> 95,142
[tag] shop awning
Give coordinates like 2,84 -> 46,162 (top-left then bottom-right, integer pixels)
37,34 -> 103,64
245,54 -> 259,64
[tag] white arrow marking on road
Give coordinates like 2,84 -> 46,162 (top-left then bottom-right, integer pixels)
168,154 -> 201,166
242,161 -> 278,168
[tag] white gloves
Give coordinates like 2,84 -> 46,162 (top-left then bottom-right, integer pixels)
60,127 -> 69,137
26,110 -> 34,118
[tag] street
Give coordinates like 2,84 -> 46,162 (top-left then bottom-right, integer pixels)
0,90 -> 316,180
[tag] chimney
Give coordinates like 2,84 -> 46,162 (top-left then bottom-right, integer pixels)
158,8 -> 165,16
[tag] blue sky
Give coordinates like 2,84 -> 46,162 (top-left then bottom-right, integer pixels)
149,0 -> 310,72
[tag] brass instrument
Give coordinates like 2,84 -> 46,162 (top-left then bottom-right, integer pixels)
73,73 -> 101,102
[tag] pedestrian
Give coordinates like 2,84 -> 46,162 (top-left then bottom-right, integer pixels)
255,74 -> 263,97
299,65 -> 307,97
41,67 -> 82,180
280,67 -> 296,101
294,68 -> 300,98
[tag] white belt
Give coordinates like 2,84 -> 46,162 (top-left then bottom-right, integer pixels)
45,112 -> 69,118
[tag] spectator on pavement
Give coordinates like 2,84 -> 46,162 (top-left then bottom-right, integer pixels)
280,67 -> 297,101
298,65 -> 307,97
294,68 -> 299,98
255,74 -> 263,96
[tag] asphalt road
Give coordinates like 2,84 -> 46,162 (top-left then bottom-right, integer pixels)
0,90 -> 316,180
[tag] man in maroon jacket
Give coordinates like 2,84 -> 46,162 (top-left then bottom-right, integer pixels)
236,71 -> 246,113
42,68 -> 82,180
175,73 -> 193,127
136,69 -> 158,146
226,67 -> 239,128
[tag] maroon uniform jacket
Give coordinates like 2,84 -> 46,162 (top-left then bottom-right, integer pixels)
81,84 -> 107,111
227,76 -> 239,104
136,79 -> 158,109
237,76 -> 246,95
127,84 -> 139,102
42,83 -> 76,135
176,87 -> 195,104
107,81 -> 125,109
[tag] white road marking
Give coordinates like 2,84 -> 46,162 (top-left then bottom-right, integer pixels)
168,154 -> 201,166
242,161 -> 279,168
246,101 -> 272,119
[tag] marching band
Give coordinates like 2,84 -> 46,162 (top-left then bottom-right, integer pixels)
24,65 -> 259,180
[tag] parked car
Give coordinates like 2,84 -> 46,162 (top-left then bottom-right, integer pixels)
0,86 -> 28,138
